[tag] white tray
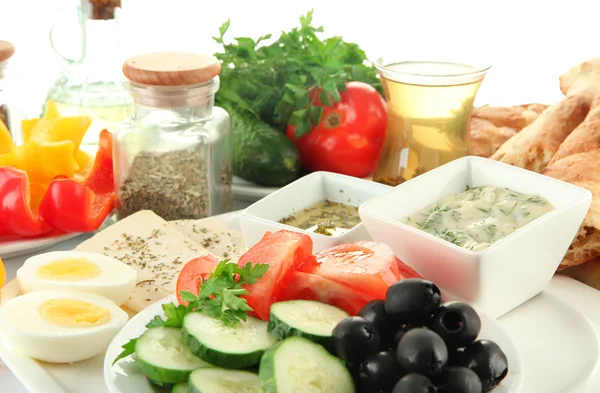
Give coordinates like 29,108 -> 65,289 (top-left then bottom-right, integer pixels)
2,211 -> 600,393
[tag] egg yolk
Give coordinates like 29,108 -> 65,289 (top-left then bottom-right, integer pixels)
40,299 -> 111,327
36,259 -> 101,281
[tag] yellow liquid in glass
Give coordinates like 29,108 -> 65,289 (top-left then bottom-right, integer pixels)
373,61 -> 484,185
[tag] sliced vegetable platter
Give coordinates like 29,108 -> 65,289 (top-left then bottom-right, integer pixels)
105,293 -> 521,393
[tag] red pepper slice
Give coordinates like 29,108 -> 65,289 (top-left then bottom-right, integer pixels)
83,129 -> 114,194
38,129 -> 115,233
0,167 -> 50,237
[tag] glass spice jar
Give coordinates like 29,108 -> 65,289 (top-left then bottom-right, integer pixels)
0,40 -> 15,132
114,52 -> 233,221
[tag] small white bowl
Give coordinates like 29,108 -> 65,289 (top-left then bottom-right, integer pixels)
359,156 -> 592,318
240,171 -> 392,252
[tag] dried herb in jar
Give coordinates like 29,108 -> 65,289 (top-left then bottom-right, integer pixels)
220,158 -> 233,212
118,149 -> 232,221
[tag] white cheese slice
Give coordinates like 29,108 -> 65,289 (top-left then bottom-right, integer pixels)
76,210 -> 218,312
169,218 -> 245,263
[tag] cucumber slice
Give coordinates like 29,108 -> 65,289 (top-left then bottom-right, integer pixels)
259,336 -> 355,393
135,327 -> 212,386
172,383 -> 188,393
182,312 -> 277,369
189,368 -> 262,393
268,300 -> 349,350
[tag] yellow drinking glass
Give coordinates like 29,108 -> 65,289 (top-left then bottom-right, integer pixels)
372,60 -> 490,186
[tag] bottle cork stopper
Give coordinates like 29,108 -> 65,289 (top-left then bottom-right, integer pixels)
122,52 -> 221,86
0,41 -> 15,62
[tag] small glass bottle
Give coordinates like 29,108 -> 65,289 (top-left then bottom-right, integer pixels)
45,0 -> 130,147
114,52 -> 232,221
0,40 -> 15,132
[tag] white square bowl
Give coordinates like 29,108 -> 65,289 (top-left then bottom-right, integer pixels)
239,171 -> 392,252
359,156 -> 592,318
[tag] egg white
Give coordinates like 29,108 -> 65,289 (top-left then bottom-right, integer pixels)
0,290 -> 129,363
17,251 -> 137,306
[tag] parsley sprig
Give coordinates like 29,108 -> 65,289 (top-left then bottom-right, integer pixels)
112,261 -> 269,365
213,9 -> 382,137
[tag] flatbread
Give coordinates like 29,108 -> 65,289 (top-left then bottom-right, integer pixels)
469,117 -> 517,158
490,95 -> 590,173
560,58 -> 600,104
543,94 -> 600,269
472,103 -> 547,130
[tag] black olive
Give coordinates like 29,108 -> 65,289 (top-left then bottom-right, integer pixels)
359,300 -> 396,349
357,350 -> 402,393
393,325 -> 414,350
385,278 -> 441,325
396,328 -> 448,377
437,366 -> 482,393
431,302 -> 481,349
359,300 -> 394,330
332,317 -> 382,366
454,339 -> 508,392
392,373 -> 438,393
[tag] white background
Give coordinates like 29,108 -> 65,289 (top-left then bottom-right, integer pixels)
0,0 -> 599,131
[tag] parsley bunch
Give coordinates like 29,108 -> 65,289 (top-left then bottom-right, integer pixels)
213,9 -> 382,137
113,261 -> 269,364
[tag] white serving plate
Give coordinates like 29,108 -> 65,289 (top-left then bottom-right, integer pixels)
0,233 -> 81,260
1,210 -> 600,393
104,294 -> 523,393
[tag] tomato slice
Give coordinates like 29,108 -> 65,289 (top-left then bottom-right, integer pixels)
176,255 -> 219,305
396,257 -> 422,279
302,241 -> 401,300
238,230 -> 313,320
276,271 -> 373,316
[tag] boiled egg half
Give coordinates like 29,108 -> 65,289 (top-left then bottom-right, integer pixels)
0,290 -> 128,363
17,251 -> 137,306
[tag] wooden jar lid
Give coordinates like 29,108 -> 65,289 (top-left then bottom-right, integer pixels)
0,41 -> 15,62
122,52 -> 221,86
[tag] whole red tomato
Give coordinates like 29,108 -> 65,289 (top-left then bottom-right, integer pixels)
287,81 -> 387,178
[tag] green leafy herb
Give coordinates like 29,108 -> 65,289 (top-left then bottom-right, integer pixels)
441,229 -> 461,246
145,315 -> 166,328
422,206 -> 450,229
112,339 -> 137,365
525,197 -> 546,204
213,9 -> 382,137
112,261 -> 269,365
500,202 -> 518,216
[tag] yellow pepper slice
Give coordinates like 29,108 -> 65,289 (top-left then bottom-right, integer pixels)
74,149 -> 93,178
0,119 -> 14,154
29,117 -> 91,152
0,140 -> 76,184
0,257 -> 5,289
21,118 -> 39,143
43,100 -> 61,121
0,141 -> 77,209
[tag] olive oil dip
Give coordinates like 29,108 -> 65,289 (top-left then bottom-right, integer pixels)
279,200 -> 361,237
401,185 -> 555,251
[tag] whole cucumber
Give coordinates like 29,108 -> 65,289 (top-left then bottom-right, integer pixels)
227,106 -> 300,187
